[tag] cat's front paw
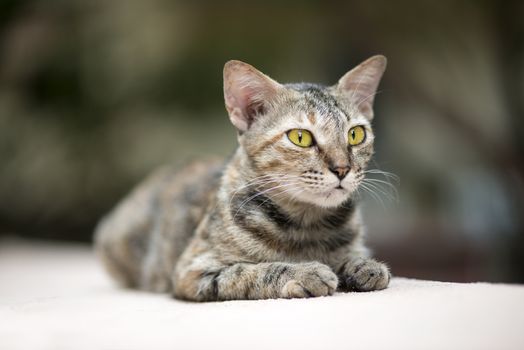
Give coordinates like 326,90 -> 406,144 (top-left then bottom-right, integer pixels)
340,258 -> 390,292
281,262 -> 338,298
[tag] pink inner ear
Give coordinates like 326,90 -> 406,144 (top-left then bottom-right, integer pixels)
224,61 -> 281,131
225,81 -> 260,131
340,74 -> 382,116
346,80 -> 377,116
337,56 -> 386,118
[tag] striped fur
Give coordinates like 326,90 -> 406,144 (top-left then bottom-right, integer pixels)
95,56 -> 391,301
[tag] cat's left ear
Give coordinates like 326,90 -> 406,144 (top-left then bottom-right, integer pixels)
335,55 -> 387,120
223,60 -> 283,132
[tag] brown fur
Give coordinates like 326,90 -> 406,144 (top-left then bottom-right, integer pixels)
95,56 -> 391,301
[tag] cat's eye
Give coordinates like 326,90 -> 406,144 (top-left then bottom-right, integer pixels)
287,129 -> 314,148
348,126 -> 366,146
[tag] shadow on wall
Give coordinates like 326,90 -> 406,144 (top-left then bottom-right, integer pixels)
0,0 -> 523,283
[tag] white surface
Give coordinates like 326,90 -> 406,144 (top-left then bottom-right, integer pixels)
1,239 -> 524,350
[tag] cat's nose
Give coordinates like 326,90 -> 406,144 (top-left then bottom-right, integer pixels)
329,165 -> 350,180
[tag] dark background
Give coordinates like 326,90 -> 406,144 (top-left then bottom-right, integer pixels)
1,0 -> 523,283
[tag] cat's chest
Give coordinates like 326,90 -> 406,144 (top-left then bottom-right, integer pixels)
232,223 -> 356,265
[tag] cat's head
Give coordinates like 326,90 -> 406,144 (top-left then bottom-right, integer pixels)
223,56 -> 386,208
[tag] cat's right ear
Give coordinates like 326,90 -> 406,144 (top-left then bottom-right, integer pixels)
335,55 -> 387,120
223,60 -> 282,132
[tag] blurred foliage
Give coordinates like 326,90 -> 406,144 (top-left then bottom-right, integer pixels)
0,0 -> 523,282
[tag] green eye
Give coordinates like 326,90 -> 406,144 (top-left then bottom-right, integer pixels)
287,129 -> 314,147
348,126 -> 366,146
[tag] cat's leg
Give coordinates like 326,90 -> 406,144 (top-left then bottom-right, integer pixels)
336,256 -> 390,292
173,253 -> 338,301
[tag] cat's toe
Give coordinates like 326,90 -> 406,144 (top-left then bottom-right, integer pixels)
281,280 -> 315,298
343,259 -> 390,292
281,262 -> 338,298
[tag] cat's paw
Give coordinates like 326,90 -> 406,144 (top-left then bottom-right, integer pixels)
341,258 -> 390,292
281,262 -> 338,298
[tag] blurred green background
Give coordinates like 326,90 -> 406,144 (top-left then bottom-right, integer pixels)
1,0 -> 523,283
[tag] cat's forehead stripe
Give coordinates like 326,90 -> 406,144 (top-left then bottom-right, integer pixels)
291,85 -> 350,126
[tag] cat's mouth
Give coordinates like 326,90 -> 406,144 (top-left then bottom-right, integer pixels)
320,185 -> 348,198
294,183 -> 352,207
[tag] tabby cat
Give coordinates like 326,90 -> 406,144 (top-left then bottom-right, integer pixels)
95,55 -> 391,301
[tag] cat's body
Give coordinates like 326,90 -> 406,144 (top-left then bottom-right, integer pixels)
95,56 -> 391,301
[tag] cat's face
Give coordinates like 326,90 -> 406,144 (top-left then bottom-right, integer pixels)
224,56 -> 386,208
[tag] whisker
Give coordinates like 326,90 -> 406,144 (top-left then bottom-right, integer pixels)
358,182 -> 387,210
364,169 -> 400,182
233,181 -> 302,219
229,173 -> 302,205
362,167 -> 400,204
361,180 -> 397,203
254,183 -> 303,210
353,187 -> 363,201
362,178 -> 399,199
361,181 -> 392,201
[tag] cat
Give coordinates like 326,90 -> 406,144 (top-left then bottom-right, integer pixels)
94,55 -> 391,301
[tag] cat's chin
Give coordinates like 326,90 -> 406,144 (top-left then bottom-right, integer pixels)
297,188 -> 352,208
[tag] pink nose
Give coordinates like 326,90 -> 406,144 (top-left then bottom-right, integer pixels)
329,166 -> 350,180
